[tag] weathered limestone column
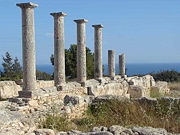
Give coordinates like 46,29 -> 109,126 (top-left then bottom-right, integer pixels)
92,25 -> 103,79
108,50 -> 115,78
50,12 -> 67,87
74,19 -> 88,83
16,2 -> 38,98
119,53 -> 125,76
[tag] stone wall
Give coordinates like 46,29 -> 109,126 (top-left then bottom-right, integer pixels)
127,75 -> 169,98
0,75 -> 170,99
0,76 -> 175,135
0,80 -> 54,99
0,81 -> 21,99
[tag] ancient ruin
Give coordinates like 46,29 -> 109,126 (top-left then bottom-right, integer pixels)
119,54 -> 125,76
50,12 -> 67,87
16,2 -> 38,98
108,50 -> 115,78
93,24 -> 103,80
0,2 -> 179,135
74,19 -> 88,84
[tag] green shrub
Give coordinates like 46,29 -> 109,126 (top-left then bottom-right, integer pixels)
39,114 -> 73,131
150,87 -> 163,98
36,70 -> 52,80
151,70 -> 180,82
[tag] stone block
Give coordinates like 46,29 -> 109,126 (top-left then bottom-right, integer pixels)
151,81 -> 170,95
87,87 -> 95,96
128,85 -> 150,98
18,91 -> 32,98
34,129 -> 55,135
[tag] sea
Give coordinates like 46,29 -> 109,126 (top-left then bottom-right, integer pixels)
36,63 -> 180,76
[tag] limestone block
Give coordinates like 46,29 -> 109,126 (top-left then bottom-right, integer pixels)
0,81 -> 22,99
109,125 -> 128,133
64,95 -> 84,106
128,85 -> 150,98
55,132 -> 67,135
151,81 -> 170,94
128,75 -> 155,89
85,79 -> 100,87
92,126 -> 108,132
25,133 -> 36,135
91,82 -> 129,97
36,81 -> 54,89
0,81 -> 55,99
132,127 -> 167,135
34,129 -> 55,135
28,100 -> 38,107
88,131 -> 113,135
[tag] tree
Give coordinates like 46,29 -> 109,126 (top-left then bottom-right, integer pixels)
12,57 -> 23,79
151,70 -> 180,82
2,52 -> 13,78
36,70 -> 52,80
1,52 -> 22,80
1,52 -> 52,81
50,44 -> 94,79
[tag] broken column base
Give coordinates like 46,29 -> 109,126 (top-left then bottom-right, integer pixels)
18,91 -> 32,98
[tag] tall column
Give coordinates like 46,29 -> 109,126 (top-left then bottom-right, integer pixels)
92,25 -> 103,79
50,12 -> 67,87
119,54 -> 125,76
16,2 -> 38,98
74,19 -> 88,83
108,50 -> 115,78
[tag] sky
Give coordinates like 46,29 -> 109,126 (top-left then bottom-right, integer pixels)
0,0 -> 180,65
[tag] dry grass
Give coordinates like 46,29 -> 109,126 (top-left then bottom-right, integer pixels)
40,99 -> 180,133
168,82 -> 180,90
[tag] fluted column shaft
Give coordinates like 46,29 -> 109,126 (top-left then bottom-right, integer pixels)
92,25 -> 103,79
16,2 -> 38,98
108,50 -> 115,78
50,12 -> 67,87
74,19 -> 88,83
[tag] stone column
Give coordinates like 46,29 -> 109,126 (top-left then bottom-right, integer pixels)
74,19 -> 88,83
92,25 -> 103,79
119,54 -> 125,76
108,50 -> 115,78
16,2 -> 38,98
50,12 -> 67,87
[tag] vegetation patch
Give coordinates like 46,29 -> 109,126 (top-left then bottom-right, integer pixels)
39,114 -> 75,131
39,99 -> 180,133
168,82 -> 180,90
151,70 -> 180,82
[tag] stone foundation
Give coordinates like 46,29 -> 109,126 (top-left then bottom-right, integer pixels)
0,80 -> 54,99
0,75 -> 170,99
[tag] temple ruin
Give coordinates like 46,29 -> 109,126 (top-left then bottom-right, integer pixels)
15,2 -> 129,98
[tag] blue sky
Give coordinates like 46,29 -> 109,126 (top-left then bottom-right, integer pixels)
0,0 -> 180,65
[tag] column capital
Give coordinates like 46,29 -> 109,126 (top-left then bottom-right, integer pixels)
74,19 -> 88,23
50,12 -> 67,17
108,50 -> 115,53
92,24 -> 104,28
119,53 -> 125,57
16,2 -> 38,8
